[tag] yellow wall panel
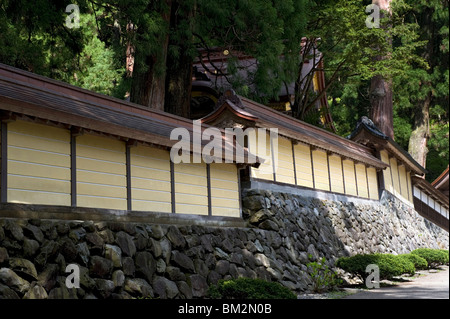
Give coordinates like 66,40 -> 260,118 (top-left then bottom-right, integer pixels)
131,167 -> 171,183
77,157 -> 126,175
8,161 -> 71,180
293,144 -> 313,188
175,183 -> 208,196
208,167 -> 237,181
329,155 -> 344,194
398,165 -> 409,200
276,138 -> 295,185
8,121 -> 70,142
355,164 -> 369,198
211,197 -> 240,209
174,162 -> 207,176
211,188 -> 239,202
250,130 -> 274,181
77,183 -> 126,198
175,203 -> 209,216
77,196 -> 127,210
131,178 -> 170,192
7,121 -> 71,206
131,156 -> 169,171
130,145 -> 172,213
407,171 -> 413,202
7,189 -> 70,206
76,134 -> 127,210
132,200 -> 172,213
380,150 -> 393,193
174,162 -> 208,215
312,150 -> 330,191
175,173 -> 208,187
212,207 -> 240,218
210,178 -> 238,190
343,159 -> 357,196
9,175 -> 70,194
77,170 -> 125,187
367,167 -> 379,200
210,163 -> 240,218
390,157 -> 400,195
277,153 -> 293,165
210,162 -> 237,174
131,188 -> 171,203
77,134 -> 125,152
131,146 -> 170,160
276,168 -> 295,185
8,132 -> 69,155
8,147 -> 70,168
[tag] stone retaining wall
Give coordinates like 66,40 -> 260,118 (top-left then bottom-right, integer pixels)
0,191 -> 448,299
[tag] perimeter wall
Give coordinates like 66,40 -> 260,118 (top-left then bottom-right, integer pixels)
0,190 -> 448,299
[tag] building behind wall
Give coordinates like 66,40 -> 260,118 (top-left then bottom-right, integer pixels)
0,63 -> 448,232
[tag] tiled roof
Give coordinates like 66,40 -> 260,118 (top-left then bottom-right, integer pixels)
0,63 -> 258,165
201,90 -> 388,170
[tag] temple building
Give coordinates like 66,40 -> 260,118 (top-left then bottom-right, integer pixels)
0,62 -> 448,231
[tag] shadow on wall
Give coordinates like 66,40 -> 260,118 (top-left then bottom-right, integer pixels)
241,188 -> 449,266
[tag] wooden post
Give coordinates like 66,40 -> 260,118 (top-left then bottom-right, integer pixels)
1,121 -> 7,203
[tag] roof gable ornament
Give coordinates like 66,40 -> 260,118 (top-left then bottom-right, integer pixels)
348,116 -> 388,140
348,116 -> 427,176
216,89 -> 245,109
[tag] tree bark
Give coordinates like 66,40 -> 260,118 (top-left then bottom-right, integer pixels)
165,54 -> 192,118
164,1 -> 194,118
408,91 -> 431,169
129,1 -> 172,111
369,0 -> 394,140
370,74 -> 394,140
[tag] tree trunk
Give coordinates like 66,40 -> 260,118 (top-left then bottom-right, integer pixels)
165,54 -> 192,118
370,74 -> 394,139
369,0 -> 394,140
129,1 -> 172,111
164,1 -> 194,118
408,91 -> 431,168
130,55 -> 167,111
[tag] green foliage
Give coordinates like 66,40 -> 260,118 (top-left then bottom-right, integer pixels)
426,122 -> 449,182
336,253 -> 415,280
195,0 -> 308,103
411,248 -> 449,268
0,0 -> 85,77
307,256 -> 342,293
208,278 -> 296,299
68,12 -> 124,96
328,0 -> 449,176
0,0 -> 126,98
398,254 -> 428,270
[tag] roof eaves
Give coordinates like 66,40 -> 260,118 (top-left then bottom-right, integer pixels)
412,175 -> 449,208
0,64 -> 261,166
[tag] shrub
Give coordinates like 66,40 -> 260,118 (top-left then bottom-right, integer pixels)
411,248 -> 449,268
208,278 -> 297,299
307,257 -> 343,293
394,255 -> 416,276
336,253 -> 415,280
398,254 -> 428,270
440,250 -> 449,265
